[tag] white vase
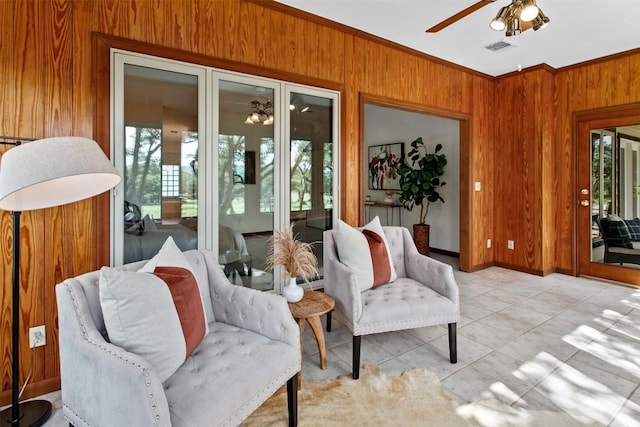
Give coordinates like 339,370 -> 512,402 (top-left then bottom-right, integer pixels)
282,277 -> 304,302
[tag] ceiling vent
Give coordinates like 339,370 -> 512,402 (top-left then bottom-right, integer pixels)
484,40 -> 516,52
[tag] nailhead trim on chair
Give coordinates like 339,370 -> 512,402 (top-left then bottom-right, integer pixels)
220,367 -> 300,427
64,283 -> 163,426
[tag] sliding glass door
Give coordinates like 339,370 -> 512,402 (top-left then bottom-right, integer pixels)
112,53 -> 206,265
112,51 -> 339,294
215,76 -> 339,291
287,90 -> 337,284
216,78 -> 278,291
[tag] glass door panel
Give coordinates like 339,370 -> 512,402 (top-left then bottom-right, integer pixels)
288,91 -> 337,283
589,127 -> 640,270
118,62 -> 201,264
218,80 -> 275,291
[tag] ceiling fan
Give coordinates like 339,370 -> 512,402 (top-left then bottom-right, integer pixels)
426,0 -> 496,33
426,0 -> 549,35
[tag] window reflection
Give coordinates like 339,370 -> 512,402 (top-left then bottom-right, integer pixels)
122,64 -> 199,263
591,126 -> 640,269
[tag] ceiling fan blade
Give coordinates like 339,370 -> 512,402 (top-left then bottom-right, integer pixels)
426,0 -> 496,33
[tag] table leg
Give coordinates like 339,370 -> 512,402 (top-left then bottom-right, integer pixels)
306,315 -> 328,369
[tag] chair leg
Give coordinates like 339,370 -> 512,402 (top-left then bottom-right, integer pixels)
287,373 -> 298,427
353,335 -> 362,379
326,310 -> 332,332
448,323 -> 457,364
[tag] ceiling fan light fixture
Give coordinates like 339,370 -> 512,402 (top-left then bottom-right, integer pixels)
519,0 -> 539,22
490,6 -> 509,31
532,9 -> 550,31
246,99 -> 274,125
505,14 -> 521,37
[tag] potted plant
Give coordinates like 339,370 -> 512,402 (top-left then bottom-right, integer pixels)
265,223 -> 318,302
397,137 -> 447,255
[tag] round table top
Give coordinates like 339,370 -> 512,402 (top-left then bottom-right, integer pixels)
288,290 -> 335,319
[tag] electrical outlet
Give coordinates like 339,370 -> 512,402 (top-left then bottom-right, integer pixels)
487,239 -> 491,248
29,325 -> 46,348
507,240 -> 515,250
474,182 -> 481,191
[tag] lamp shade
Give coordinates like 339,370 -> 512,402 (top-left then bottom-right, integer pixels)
519,0 -> 539,22
0,137 -> 121,212
490,6 -> 509,31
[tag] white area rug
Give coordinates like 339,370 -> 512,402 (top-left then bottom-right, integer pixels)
241,365 -> 602,426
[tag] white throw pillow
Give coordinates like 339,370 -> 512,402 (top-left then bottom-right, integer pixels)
99,237 -> 207,382
334,216 -> 397,291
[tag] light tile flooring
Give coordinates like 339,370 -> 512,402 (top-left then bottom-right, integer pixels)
301,254 -> 640,427
16,254 -> 640,426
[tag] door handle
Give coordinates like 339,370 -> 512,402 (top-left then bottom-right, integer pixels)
580,200 -> 590,206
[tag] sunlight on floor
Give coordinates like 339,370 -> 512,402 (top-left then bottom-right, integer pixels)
527,352 -> 627,424
564,325 -> 640,378
502,298 -> 640,425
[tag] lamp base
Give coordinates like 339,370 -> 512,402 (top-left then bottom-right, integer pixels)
1,399 -> 52,426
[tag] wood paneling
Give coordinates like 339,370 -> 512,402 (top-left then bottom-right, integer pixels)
494,68 -> 556,274
465,77 -> 495,270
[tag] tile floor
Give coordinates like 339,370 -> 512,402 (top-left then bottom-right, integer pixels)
300,254 -> 640,427
13,254 -> 640,426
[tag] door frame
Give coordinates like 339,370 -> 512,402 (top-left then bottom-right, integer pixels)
574,102 -> 640,285
358,93 -> 470,270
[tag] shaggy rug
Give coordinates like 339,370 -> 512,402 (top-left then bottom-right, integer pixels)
241,365 -> 602,426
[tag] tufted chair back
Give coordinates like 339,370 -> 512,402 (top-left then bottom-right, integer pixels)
380,226 -> 408,277
323,225 -> 459,379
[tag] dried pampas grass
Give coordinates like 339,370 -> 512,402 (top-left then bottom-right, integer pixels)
265,223 -> 318,282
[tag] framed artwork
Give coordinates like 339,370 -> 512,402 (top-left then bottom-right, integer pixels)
368,143 -> 404,190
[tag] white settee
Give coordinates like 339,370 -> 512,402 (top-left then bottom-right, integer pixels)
56,249 -> 300,426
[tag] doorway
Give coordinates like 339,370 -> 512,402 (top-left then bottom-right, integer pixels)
576,103 -> 640,285
360,94 -> 469,266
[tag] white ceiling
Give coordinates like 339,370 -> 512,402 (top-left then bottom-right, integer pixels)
274,0 -> 640,77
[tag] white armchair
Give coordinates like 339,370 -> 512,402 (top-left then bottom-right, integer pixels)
323,226 -> 459,379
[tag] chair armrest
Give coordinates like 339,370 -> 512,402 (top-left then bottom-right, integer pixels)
402,230 -> 459,305
206,260 -> 300,350
56,282 -> 171,427
323,232 -> 363,329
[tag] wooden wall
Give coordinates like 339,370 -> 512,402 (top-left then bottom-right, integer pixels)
493,66 -> 556,274
0,0 -> 495,403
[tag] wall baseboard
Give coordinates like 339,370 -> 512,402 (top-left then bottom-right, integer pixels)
494,262 -> 547,277
429,247 -> 459,258
0,377 -> 60,407
462,262 -> 494,273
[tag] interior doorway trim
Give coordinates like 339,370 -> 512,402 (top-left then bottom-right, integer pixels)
358,93 -> 471,270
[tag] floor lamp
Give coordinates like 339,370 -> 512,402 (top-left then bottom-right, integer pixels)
0,136 -> 120,426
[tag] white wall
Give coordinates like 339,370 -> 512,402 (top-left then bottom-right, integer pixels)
364,104 -> 460,253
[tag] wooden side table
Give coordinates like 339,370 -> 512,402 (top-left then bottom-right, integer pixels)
288,290 -> 335,388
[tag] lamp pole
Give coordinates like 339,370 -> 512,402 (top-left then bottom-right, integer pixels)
1,138 -> 52,426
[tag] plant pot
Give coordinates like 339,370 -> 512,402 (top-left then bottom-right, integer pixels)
282,277 -> 304,302
413,223 -> 430,256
